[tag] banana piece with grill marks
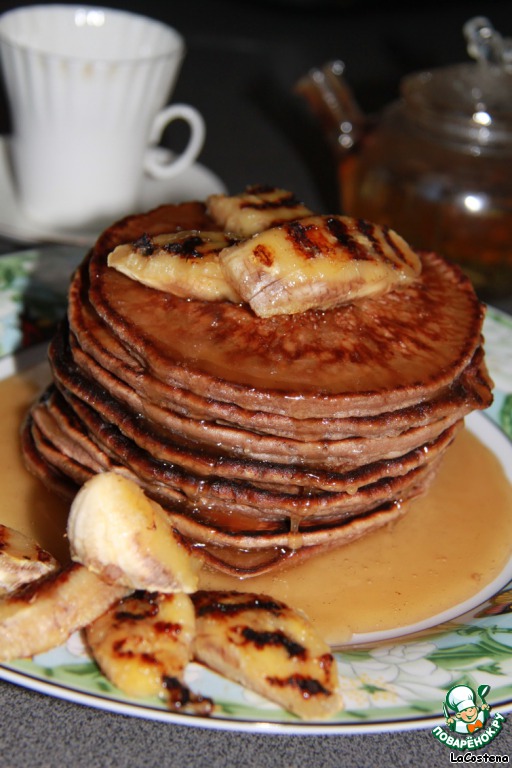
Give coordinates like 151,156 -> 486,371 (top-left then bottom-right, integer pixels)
107,187 -> 313,303
86,590 -> 213,714
191,590 -> 342,720
0,524 -> 59,595
0,563 -> 128,662
107,231 -> 241,302
67,472 -> 200,594
207,185 -> 313,237
219,215 -> 422,318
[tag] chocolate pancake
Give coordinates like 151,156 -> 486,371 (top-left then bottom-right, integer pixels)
21,199 -> 493,576
23,395 -> 436,574
49,330 -> 461,492
30,378 -> 447,520
21,412 -> 414,576
50,326 -> 463,473
87,210 -> 485,418
69,260 -> 492,442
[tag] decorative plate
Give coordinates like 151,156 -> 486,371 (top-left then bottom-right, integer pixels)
1,248 -> 512,734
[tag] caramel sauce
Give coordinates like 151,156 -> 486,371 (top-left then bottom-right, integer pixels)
203,429 -> 512,644
0,367 -> 70,562
2,370 -> 512,647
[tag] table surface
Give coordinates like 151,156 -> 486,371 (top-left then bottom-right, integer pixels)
0,0 -> 511,765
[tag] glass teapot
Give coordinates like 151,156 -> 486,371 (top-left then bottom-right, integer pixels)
295,17 -> 512,299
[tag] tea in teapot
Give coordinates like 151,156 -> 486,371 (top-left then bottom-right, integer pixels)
296,17 -> 512,300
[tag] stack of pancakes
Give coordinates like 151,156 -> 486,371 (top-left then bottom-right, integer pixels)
22,201 -> 493,576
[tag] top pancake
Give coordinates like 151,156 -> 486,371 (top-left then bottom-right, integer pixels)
87,202 -> 486,418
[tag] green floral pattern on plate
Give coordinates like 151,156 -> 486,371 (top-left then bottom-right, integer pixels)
0,246 -> 85,356
0,250 -> 511,733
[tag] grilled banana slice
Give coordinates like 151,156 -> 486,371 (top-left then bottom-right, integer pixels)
86,590 -> 211,712
0,524 -> 58,595
192,590 -> 342,720
67,472 -> 200,593
220,215 -> 422,317
0,563 -> 128,661
107,231 -> 241,302
207,185 -> 313,237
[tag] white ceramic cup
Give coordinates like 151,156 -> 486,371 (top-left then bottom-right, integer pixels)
0,5 -> 206,230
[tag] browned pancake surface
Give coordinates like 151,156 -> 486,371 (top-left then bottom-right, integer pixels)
87,204 -> 485,417
69,262 -> 492,440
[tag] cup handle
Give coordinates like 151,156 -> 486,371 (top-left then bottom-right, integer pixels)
144,104 -> 206,180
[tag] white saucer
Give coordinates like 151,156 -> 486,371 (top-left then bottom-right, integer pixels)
0,137 -> 227,247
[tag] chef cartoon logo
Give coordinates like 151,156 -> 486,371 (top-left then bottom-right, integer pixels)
431,684 -> 506,751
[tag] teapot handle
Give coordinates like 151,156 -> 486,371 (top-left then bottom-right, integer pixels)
295,60 -> 366,155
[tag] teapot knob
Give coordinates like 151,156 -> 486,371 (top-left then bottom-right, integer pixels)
464,15 -> 512,70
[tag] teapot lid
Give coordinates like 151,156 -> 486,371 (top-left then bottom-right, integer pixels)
403,65 -> 512,120
401,17 -> 512,148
